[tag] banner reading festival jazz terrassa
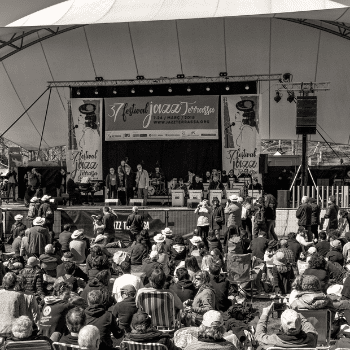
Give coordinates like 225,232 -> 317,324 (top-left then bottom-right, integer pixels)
104,96 -> 218,140
67,98 -> 103,182
221,95 -> 261,177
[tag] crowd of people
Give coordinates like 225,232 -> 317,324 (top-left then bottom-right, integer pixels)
0,189 -> 350,349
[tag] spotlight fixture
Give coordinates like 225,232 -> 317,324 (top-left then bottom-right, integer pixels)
77,89 -> 81,95
136,75 -> 145,80
131,88 -> 135,94
274,91 -> 282,103
287,92 -> 295,103
149,88 -> 153,93
95,77 -> 104,81
94,88 -> 98,95
113,88 -> 117,95
245,84 -> 249,90
187,86 -> 191,92
177,74 -> 185,79
206,86 -> 210,92
219,72 -> 227,77
225,85 -> 230,91
282,73 -> 292,82
168,87 -> 172,93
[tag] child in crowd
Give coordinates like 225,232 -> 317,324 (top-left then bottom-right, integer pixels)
264,240 -> 279,283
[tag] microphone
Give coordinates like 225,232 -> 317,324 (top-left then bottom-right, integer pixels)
225,122 -> 235,130
69,125 -> 78,132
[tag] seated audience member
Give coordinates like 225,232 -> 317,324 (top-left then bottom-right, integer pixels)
78,325 -> 101,350
81,270 -> 114,309
69,229 -> 87,264
39,281 -> 72,341
56,261 -> 85,293
121,311 -> 179,350
286,232 -> 302,262
59,307 -> 86,345
326,239 -> 344,266
189,234 -> 202,256
86,245 -> 110,280
183,270 -> 215,326
112,261 -> 143,302
57,252 -> 88,281
108,285 -> 138,333
184,256 -> 201,280
290,274 -> 334,311
59,224 -> 73,253
20,229 -> 30,259
130,235 -> 148,265
19,256 -> 45,302
207,229 -> 223,253
201,253 -> 214,272
276,239 -> 295,265
296,228 -> 314,248
91,235 -> 113,258
84,290 -> 123,350
211,248 -> 225,268
170,235 -> 188,266
136,268 -> 183,311
39,244 -> 61,278
255,305 -> 318,349
343,231 -> 350,263
208,262 -> 230,312
152,238 -> 171,276
142,251 -> 163,278
183,310 -> 236,350
250,231 -> 269,260
5,316 -> 51,345
169,267 -> 196,303
139,229 -> 151,251
303,254 -> 329,292
272,252 -> 294,295
264,240 -> 278,283
316,231 -> 331,258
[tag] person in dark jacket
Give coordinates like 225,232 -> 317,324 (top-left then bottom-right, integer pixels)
325,195 -> 339,231
38,195 -> 55,232
265,194 -> 278,241
121,310 -> 179,350
189,175 -> 204,191
207,229 -> 223,253
39,244 -> 62,278
286,231 -> 302,262
9,215 -> 27,244
27,217 -> 50,256
308,197 -> 321,240
250,231 -> 269,260
130,235 -> 148,265
210,197 -> 225,236
169,235 -> 188,266
84,290 -> 123,350
59,307 -> 85,345
326,239 -> 344,266
296,196 -> 312,241
208,262 -> 230,311
57,252 -> 88,282
126,206 -> 144,243
86,245 -> 110,280
66,175 -> 82,205
54,169 -> 66,198
272,252 -> 294,295
12,230 -> 24,264
108,284 -> 138,333
315,231 -> 330,257
169,267 -> 196,303
303,254 -> 329,293
59,224 -> 73,253
142,251 -> 162,279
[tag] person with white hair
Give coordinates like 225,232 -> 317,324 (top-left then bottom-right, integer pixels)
296,195 -> 312,241
39,244 -> 61,278
78,325 -> 101,350
255,303 -> 318,349
126,206 -> 145,244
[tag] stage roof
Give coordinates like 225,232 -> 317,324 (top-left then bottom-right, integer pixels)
1,1 -> 350,149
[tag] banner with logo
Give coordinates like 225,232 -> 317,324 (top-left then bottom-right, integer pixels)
221,95 -> 261,177
8,147 -> 23,167
67,99 -> 103,182
105,96 -> 219,140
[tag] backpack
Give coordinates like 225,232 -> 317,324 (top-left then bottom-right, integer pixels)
227,236 -> 244,255
27,203 -> 36,219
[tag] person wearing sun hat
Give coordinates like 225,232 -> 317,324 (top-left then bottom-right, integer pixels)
27,217 -> 50,256
272,252 -> 294,295
9,214 -> 26,244
256,304 -> 317,349
326,239 -> 344,266
38,195 -> 55,232
69,229 -> 86,264
162,227 -> 174,247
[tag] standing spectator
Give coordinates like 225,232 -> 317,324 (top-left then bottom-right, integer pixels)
27,196 -> 41,227
324,195 -> 339,231
9,214 -> 26,244
195,200 -> 212,248
102,207 -> 116,243
315,231 -> 331,258
241,197 -> 253,240
250,231 -> 269,260
326,239 -> 344,266
130,235 -> 148,266
105,168 -> 117,200
224,195 -> 242,235
169,268 -> 196,303
0,198 -> 3,240
59,224 -> 73,253
265,194 -> 278,240
253,197 -> 267,238
209,197 -> 225,240
6,167 -> 17,202
84,290 -> 123,350
59,307 -> 86,345
55,169 -> 67,197
126,206 -> 144,244
69,229 -> 87,264
272,252 -> 294,295
208,262 -> 230,312
57,252 -> 88,282
38,195 -> 55,232
27,217 -> 50,256
135,164 -> 149,205
296,196 -> 312,241
309,197 -> 321,240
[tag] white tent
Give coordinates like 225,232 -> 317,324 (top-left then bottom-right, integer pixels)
0,0 -> 350,149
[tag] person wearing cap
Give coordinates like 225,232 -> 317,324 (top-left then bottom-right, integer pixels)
303,253 -> 329,292
255,304 -> 317,349
326,239 -> 344,266
153,232 -> 171,258
27,196 -> 41,226
162,227 -> 174,247
126,206 -> 145,244
38,195 -> 55,232
69,229 -> 87,264
9,214 -> 26,244
324,195 -> 339,231
272,252 -> 294,295
56,252 -> 88,281
194,200 -> 212,248
296,195 -> 313,241
27,217 -> 50,256
108,284 -> 138,333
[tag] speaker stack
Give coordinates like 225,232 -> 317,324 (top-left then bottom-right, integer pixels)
296,96 -> 317,134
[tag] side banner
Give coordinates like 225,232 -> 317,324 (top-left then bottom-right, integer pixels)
221,95 -> 261,176
67,99 -> 103,182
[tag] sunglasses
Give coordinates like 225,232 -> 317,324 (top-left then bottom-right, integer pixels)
194,276 -> 202,281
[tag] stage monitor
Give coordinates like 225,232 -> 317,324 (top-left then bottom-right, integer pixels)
189,190 -> 202,200
172,189 -> 185,207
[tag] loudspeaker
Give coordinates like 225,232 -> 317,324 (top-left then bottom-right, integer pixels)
259,154 -> 268,174
296,96 -> 317,134
129,199 -> 143,206
105,199 -> 119,206
277,190 -> 290,208
51,197 -> 64,205
187,199 -> 200,208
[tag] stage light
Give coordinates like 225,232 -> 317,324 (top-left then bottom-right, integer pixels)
206,86 -> 210,91
113,88 -> 117,94
177,74 -> 185,79
283,73 -> 292,82
274,91 -> 282,103
149,88 -> 153,93
168,87 -> 172,93
187,86 -> 191,92
77,89 -> 81,95
95,77 -> 104,81
94,88 -> 98,95
136,75 -> 144,80
225,85 -> 230,91
220,72 -> 227,77
287,92 -> 295,103
245,84 -> 249,90
131,88 -> 135,94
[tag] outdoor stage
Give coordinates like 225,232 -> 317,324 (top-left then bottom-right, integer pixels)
4,202 -> 347,242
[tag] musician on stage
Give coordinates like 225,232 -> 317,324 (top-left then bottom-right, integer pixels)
105,168 -> 117,199
66,173 -> 82,205
238,169 -> 252,181
125,166 -> 135,205
249,177 -> 262,191
187,170 -> 195,185
228,169 -> 238,183
173,178 -> 188,195
135,164 -> 149,205
117,173 -> 127,205
117,159 -> 128,178
189,175 -> 204,191
221,170 -> 229,184
203,171 -> 212,184
151,167 -> 165,181
208,175 -> 224,190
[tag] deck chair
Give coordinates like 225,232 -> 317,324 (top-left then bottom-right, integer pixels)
137,291 -> 178,332
52,342 -> 87,350
298,309 -> 331,346
120,340 -> 168,350
4,339 -> 53,350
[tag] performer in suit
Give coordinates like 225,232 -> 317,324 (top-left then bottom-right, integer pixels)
228,169 -> 238,183
189,175 -> 204,191
249,177 -> 262,191
151,167 -> 165,181
209,176 -> 224,191
173,178 -> 188,195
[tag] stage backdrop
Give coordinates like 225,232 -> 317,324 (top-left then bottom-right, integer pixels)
67,99 -> 103,182
221,95 -> 261,177
105,96 -> 219,141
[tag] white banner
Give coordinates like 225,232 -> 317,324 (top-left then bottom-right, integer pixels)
221,95 -> 261,177
67,99 -> 103,182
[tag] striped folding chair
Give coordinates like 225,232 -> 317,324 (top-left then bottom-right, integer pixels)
137,291 -> 177,332
4,340 -> 53,350
120,340 -> 168,350
52,342 -> 87,350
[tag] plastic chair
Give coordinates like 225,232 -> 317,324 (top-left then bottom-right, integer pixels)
52,342 -> 87,350
4,339 -> 53,350
120,341 -> 168,350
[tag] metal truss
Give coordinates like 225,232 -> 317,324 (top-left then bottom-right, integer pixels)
275,82 -> 330,92
0,25 -> 83,62
48,74 -> 282,87
279,18 -> 350,42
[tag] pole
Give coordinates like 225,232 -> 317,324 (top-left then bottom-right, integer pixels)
301,134 -> 308,186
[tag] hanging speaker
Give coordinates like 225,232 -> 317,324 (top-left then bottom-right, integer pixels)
296,96 -> 317,134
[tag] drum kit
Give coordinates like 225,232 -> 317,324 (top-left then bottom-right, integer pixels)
148,178 -> 168,196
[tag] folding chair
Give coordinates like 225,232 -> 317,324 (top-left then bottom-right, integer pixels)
4,339 -> 53,350
120,340 -> 168,350
137,291 -> 178,333
52,342 -> 87,350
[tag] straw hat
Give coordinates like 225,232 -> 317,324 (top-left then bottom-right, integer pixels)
161,228 -> 173,236
229,194 -> 239,201
33,217 -> 45,226
14,214 -> 23,220
30,196 -> 39,203
94,234 -> 106,244
71,229 -> 84,239
41,195 -> 51,201
189,236 -> 202,246
153,233 -> 165,243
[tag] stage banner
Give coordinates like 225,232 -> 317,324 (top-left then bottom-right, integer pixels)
67,99 -> 103,182
221,95 -> 261,177
105,96 -> 219,140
